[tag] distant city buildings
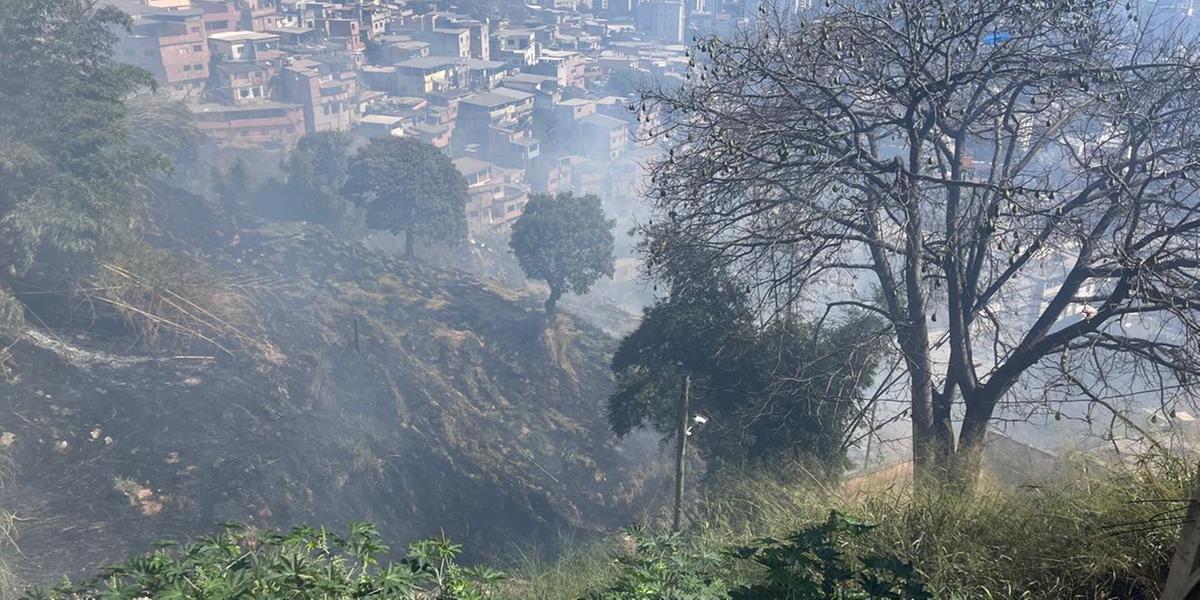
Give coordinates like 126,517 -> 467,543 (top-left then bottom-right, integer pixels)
116,0 -> 709,234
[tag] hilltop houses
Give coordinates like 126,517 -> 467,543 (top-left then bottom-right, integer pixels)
114,0 -> 716,234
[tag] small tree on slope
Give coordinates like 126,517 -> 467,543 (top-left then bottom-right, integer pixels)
343,136 -> 468,256
510,192 -> 615,316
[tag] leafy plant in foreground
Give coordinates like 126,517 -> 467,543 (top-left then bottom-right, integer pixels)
728,511 -> 930,600
22,522 -> 503,599
586,527 -> 729,600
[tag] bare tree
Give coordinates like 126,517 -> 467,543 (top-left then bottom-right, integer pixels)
638,0 -> 1200,487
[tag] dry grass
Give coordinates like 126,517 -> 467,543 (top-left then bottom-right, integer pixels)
0,450 -> 20,599
79,244 -> 279,361
500,455 -> 1194,599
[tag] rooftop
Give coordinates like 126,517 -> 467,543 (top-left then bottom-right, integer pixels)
394,56 -> 460,70
208,31 -> 280,42
462,90 -> 532,109
454,157 -> 495,178
190,100 -> 299,114
360,114 -> 405,126
463,58 -> 508,70
580,113 -> 627,128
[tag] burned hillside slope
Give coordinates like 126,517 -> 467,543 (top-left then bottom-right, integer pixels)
0,192 -> 665,584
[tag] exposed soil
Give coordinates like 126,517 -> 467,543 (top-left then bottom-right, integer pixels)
0,186 -> 669,584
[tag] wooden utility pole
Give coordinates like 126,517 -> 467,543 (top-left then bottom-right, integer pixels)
672,374 -> 690,532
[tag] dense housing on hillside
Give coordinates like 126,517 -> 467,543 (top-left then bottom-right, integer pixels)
114,0 -> 739,234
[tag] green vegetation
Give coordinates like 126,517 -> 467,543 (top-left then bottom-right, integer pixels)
640,0 -> 1200,488
26,459 -> 1185,599
281,131 -> 355,226
609,248 -> 885,471
344,137 -> 469,257
510,458 -> 1188,599
212,157 -> 255,219
0,0 -> 167,333
24,523 -> 505,600
0,449 -> 16,598
509,193 -> 615,316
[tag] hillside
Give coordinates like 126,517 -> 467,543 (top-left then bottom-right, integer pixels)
0,186 -> 668,584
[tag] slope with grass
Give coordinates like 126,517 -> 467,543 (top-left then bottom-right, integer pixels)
0,186 -> 668,586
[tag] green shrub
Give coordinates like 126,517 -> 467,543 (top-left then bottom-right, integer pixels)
698,457 -> 1191,599
585,528 -> 728,600
23,523 -> 504,600
729,511 -> 929,600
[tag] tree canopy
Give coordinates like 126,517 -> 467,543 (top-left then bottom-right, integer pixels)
609,248 -> 885,471
283,131 -> 354,226
509,192 -> 616,315
639,0 -> 1200,487
0,0 -> 165,334
343,136 -> 468,256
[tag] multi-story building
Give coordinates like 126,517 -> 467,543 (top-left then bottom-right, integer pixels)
490,29 -> 539,66
191,100 -> 305,145
636,0 -> 686,43
528,155 -> 572,195
355,114 -> 407,138
193,0 -> 241,34
422,12 -> 491,60
392,57 -> 465,96
238,0 -> 280,32
314,17 -> 365,56
453,157 -> 531,234
463,59 -> 510,90
207,30 -> 282,62
208,61 -> 275,104
529,49 -> 587,89
578,113 -> 628,159
279,57 -> 360,133
116,10 -> 211,95
375,35 -> 431,62
456,88 -> 535,153
417,28 -> 471,58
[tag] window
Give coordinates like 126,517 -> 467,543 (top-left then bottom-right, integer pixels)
183,64 -> 192,71
190,26 -> 200,33
193,44 -> 203,52
194,64 -> 204,72
240,89 -> 250,97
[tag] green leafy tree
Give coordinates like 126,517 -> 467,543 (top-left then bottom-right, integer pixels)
343,137 -> 468,256
509,193 -> 615,316
609,242 -> 884,472
0,0 -> 166,334
212,157 -> 255,218
283,131 -> 354,225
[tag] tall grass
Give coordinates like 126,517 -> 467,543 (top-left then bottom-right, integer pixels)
504,455 -> 1194,599
0,449 -> 19,599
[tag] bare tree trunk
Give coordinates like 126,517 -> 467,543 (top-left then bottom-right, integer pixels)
545,285 -> 563,316
1163,474 -> 1200,600
404,230 -> 415,258
950,412 -> 989,492
672,374 -> 690,532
